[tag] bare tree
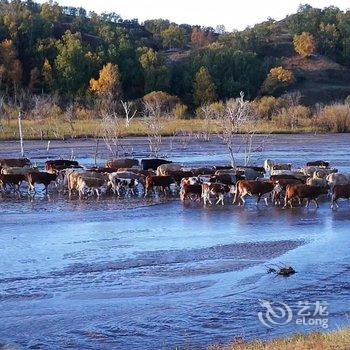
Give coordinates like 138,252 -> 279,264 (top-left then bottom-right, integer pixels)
199,104 -> 214,141
143,100 -> 163,157
121,100 -> 137,127
217,92 -> 255,167
100,113 -> 122,157
281,91 -> 302,131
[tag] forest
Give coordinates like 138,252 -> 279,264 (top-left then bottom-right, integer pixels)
0,1 -> 350,138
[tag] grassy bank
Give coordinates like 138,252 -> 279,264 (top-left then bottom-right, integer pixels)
209,328 -> 350,350
0,118 -> 320,141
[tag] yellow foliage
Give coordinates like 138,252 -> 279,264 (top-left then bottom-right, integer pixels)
261,67 -> 294,94
89,62 -> 121,98
293,32 -> 316,58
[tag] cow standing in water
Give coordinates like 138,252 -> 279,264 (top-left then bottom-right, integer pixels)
234,180 -> 282,206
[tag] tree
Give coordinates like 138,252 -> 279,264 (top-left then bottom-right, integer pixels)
191,28 -> 214,48
90,63 -> 121,100
293,32 -> 316,58
217,92 -> 255,167
193,67 -> 217,106
138,47 -> 170,93
161,25 -> 184,49
55,31 -> 96,94
261,66 -> 295,94
42,58 -> 53,91
29,67 -> 42,93
0,39 -> 22,94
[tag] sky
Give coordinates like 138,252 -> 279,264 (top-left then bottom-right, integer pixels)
39,0 -> 349,31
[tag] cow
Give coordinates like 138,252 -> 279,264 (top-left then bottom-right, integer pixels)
141,158 -> 172,171
156,163 -> 183,176
306,160 -> 330,168
301,166 -> 337,178
164,170 -> 194,185
209,173 -> 242,186
45,160 -> 80,173
237,167 -> 264,180
234,180 -> 281,206
271,164 -> 292,171
108,172 -> 142,196
326,173 -> 350,189
68,171 -> 105,197
202,183 -> 232,206
272,178 -> 304,205
1,166 -> 39,175
331,184 -> 350,209
0,158 -> 31,168
27,172 -> 58,194
0,174 -> 26,193
270,174 -> 306,182
180,182 -> 202,202
192,167 -> 216,176
77,175 -> 108,199
88,167 -> 119,174
284,184 -> 329,208
306,177 -> 328,187
106,158 -> 139,169
144,175 -> 175,197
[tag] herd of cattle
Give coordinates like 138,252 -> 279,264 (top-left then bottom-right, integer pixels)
1,157 -> 350,209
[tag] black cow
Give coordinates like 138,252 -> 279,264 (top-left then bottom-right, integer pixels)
141,158 -> 172,171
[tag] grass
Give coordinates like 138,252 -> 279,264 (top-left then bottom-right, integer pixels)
0,118 -> 324,141
208,328 -> 350,350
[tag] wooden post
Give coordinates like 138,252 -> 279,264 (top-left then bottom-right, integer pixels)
94,139 -> 99,167
18,111 -> 24,157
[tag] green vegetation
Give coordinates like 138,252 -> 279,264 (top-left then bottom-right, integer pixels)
209,328 -> 350,350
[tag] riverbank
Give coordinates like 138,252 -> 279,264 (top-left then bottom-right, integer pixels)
210,328 -> 350,350
0,118 -> 320,141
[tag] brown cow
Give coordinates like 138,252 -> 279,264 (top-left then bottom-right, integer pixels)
27,172 -> 58,194
272,178 -> 304,205
144,175 -> 175,197
180,183 -> 202,202
106,158 -> 139,169
234,180 -> 281,206
331,184 -> 350,209
0,174 -> 26,193
284,184 -> 329,208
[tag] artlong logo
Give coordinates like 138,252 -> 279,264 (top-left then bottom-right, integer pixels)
258,299 -> 293,328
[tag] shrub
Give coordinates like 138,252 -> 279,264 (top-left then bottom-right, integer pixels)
252,96 -> 286,120
293,32 -> 316,57
316,104 -> 350,133
273,105 -> 311,129
172,103 -> 188,119
261,67 -> 295,94
143,91 -> 180,114
195,101 -> 225,119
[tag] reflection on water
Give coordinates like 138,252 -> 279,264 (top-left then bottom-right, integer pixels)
0,135 -> 350,350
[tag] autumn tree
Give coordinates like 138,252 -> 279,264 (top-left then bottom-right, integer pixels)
0,39 -> 22,95
42,58 -> 53,91
90,63 -> 122,113
261,66 -> 295,94
193,67 -> 217,106
293,32 -> 316,57
191,28 -> 214,48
